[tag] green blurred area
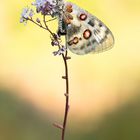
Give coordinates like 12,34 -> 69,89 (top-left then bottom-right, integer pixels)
0,89 -> 140,140
0,89 -> 59,140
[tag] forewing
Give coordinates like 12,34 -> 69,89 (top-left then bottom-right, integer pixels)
64,2 -> 114,55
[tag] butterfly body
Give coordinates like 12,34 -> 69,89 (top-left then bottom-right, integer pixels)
56,0 -> 114,55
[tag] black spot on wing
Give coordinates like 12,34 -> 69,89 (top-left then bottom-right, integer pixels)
87,41 -> 91,46
67,40 -> 73,46
99,23 -> 103,27
100,38 -> 105,44
88,20 -> 95,27
67,24 -> 81,37
105,29 -> 109,35
94,28 -> 100,34
73,47 -> 78,50
80,45 -> 85,50
92,39 -> 96,44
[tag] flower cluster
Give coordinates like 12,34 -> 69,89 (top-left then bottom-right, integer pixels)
53,46 -> 67,56
20,0 -> 57,24
32,0 -> 56,15
51,34 -> 67,56
20,0 -> 67,56
20,8 -> 34,24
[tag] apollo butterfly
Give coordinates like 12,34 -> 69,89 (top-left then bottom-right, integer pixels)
56,0 -> 114,55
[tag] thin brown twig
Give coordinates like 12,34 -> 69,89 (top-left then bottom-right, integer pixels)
61,50 -> 70,140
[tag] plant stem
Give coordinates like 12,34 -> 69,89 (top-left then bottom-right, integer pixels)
61,50 -> 70,140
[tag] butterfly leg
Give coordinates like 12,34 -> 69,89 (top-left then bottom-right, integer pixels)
45,18 -> 57,23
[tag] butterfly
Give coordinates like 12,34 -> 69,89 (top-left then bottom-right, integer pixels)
55,0 -> 114,55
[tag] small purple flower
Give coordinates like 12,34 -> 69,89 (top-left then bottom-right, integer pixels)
61,46 -> 67,51
53,46 -> 67,56
21,8 -> 29,18
20,7 -> 34,24
29,9 -> 34,17
32,0 -> 55,15
51,40 -> 59,46
53,51 -> 59,56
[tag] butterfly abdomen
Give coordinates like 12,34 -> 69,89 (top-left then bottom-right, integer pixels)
58,16 -> 67,35
56,0 -> 67,35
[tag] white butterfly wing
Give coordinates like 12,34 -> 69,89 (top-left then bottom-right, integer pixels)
64,2 -> 114,55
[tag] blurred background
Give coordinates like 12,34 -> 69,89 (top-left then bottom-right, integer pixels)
0,0 -> 140,140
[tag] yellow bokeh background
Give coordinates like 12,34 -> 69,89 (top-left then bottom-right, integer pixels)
0,0 -> 140,135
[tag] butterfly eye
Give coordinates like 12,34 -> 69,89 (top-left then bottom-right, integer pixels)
83,29 -> 92,39
79,13 -> 87,21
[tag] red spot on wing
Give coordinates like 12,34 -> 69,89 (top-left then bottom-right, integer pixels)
73,37 -> 79,44
83,29 -> 92,39
68,37 -> 81,46
79,13 -> 87,21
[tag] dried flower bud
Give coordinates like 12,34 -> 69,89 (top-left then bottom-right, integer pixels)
51,40 -> 58,46
53,51 -> 58,56
36,18 -> 41,23
52,46 -> 67,56
29,9 -> 34,17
